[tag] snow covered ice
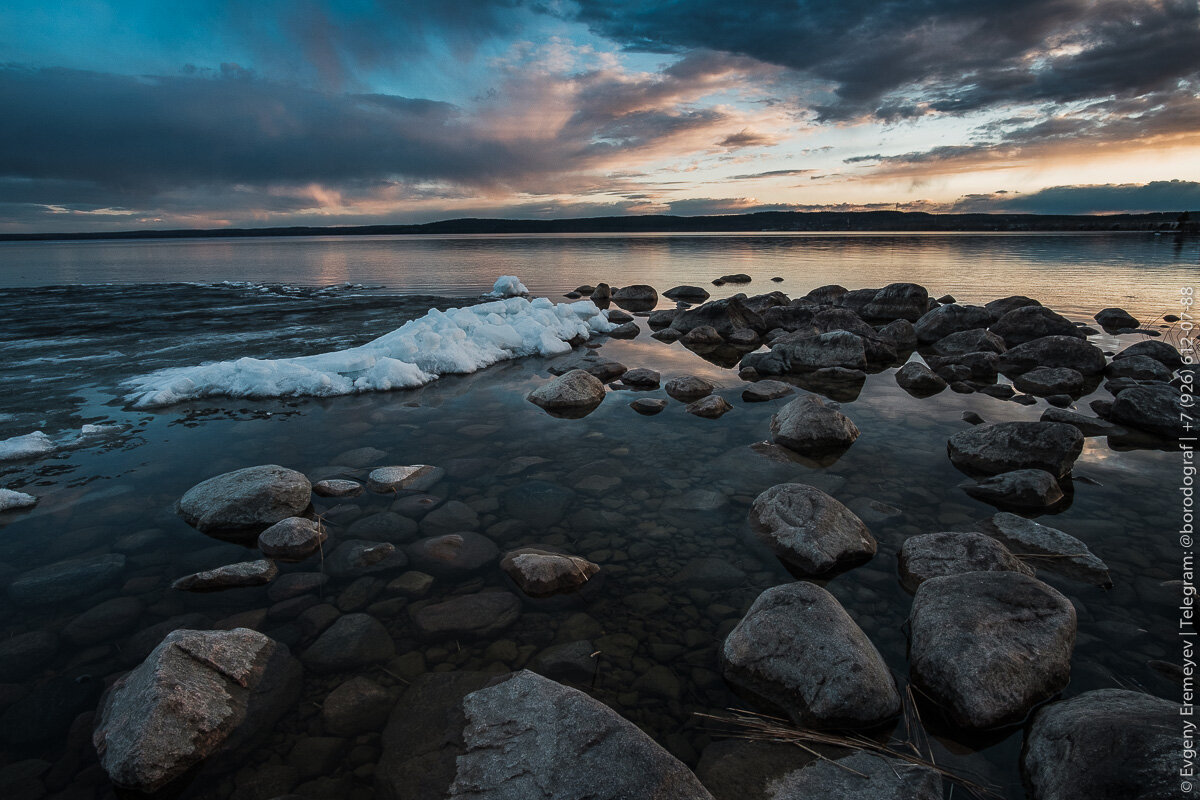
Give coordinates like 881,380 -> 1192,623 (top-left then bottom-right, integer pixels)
123,289 -> 616,408
0,431 -> 56,461
485,276 -> 529,298
0,489 -> 37,511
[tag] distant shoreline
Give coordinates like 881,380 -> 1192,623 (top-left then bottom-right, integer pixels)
1,209 -> 1195,243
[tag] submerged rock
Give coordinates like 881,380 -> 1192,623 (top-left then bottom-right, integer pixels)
8,553 -> 126,605
770,395 -> 860,456
979,512 -> 1112,587
687,395 -> 733,418
962,469 -> 1065,509
500,548 -> 600,597
909,571 -> 1076,730
406,533 -> 499,577
749,483 -> 876,575
898,531 -> 1033,592
947,421 -> 1084,478
326,540 -> 408,577
322,676 -> 391,737
766,752 -> 941,799
93,628 -> 301,793
409,591 -> 521,638
312,479 -> 363,498
377,670 -> 714,800
302,613 -> 395,674
0,630 -> 58,682
742,380 -> 794,402
1023,689 -> 1179,800
172,559 -> 278,592
721,582 -> 900,728
366,465 -> 445,493
527,370 -> 606,415
177,465 -> 312,535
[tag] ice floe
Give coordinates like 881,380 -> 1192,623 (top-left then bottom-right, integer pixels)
123,291 -> 615,408
486,276 -> 529,298
0,431 -> 56,461
0,489 -> 37,511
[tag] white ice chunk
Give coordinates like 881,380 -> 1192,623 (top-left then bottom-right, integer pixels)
0,488 -> 37,511
485,276 -> 529,298
0,431 -> 55,461
123,288 -> 615,408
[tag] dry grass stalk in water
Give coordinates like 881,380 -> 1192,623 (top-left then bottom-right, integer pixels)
695,694 -> 1000,800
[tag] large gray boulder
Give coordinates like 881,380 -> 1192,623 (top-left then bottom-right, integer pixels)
909,571 -> 1076,730
766,752 -> 941,799
998,335 -> 1107,375
177,465 -> 311,535
1110,384 -> 1184,439
914,304 -> 993,344
860,282 -> 930,322
947,421 -> 1083,479
749,483 -> 876,575
670,295 -> 766,336
990,306 -> 1084,345
611,284 -> 658,310
721,582 -> 900,729
770,395 -> 860,456
1023,689 -> 1179,800
979,512 -> 1111,587
527,370 -> 606,415
752,330 -> 869,374
93,628 -> 301,793
898,531 -> 1033,592
376,670 -> 714,800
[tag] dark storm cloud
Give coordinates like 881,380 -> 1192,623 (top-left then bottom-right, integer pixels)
950,180 -> 1200,214
570,0 -> 1200,120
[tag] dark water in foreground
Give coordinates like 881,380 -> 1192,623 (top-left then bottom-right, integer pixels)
0,233 -> 1195,799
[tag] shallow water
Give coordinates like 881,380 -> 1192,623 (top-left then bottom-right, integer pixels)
0,233 -> 1194,799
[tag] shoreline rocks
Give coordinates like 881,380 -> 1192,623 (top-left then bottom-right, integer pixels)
528,370 -> 606,416
770,395 -> 859,456
258,517 -> 327,561
500,548 -> 600,597
947,421 -> 1083,479
177,465 -> 311,535
172,559 -> 278,592
749,483 -> 876,575
898,531 -> 1033,592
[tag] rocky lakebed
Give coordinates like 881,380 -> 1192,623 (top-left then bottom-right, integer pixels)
0,276 -> 1192,800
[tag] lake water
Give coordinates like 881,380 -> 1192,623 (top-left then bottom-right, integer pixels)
0,232 -> 1195,799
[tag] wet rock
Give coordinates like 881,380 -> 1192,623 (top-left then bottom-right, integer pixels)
268,572 -> 329,602
322,677 -> 391,736
366,465 -> 445,493
1094,307 -> 1140,331
591,283 -> 611,301
612,284 -> 658,309
980,383 -> 1016,399
961,411 -> 985,425
773,330 -> 871,372
769,395 -> 860,456
420,500 -> 480,535
979,512 -> 1112,587
750,483 -> 875,575
333,446 -> 387,468
387,571 -> 434,598
742,380 -> 794,402
878,317 -> 918,350
1110,384 -> 1183,439
406,533 -> 498,577
663,285 -> 711,302
726,328 -> 760,347
93,628 -> 301,793
0,630 -> 58,681
909,571 -> 1076,729
651,328 -> 681,342
620,367 -> 660,388
985,295 -> 1040,320
529,641 -> 597,684
648,309 -> 680,330
177,465 -> 311,535
630,398 -> 668,415
947,421 -> 1084,479
257,517 -> 327,561
722,582 -> 900,728
845,497 -> 902,525
860,282 -> 930,322
8,553 -> 126,605
1023,689 -> 1178,800
962,469 -> 1065,509
326,540 -> 408,578
665,375 -> 715,402
687,395 -> 734,418
63,596 -> 144,646
895,362 -> 948,396
1104,354 -> 1171,382
768,752 -> 941,799
502,480 -> 575,527
574,285 -> 595,295
501,548 -> 600,597
998,335 -> 1107,375
670,295 -> 765,337
605,308 -> 634,323
348,511 -> 419,542
990,306 -> 1084,346
527,370 -> 606,415
172,560 -> 278,592
1113,339 -> 1183,370
1013,366 -> 1084,396
898,531 -> 1033,592
932,328 -> 1007,355
302,613 -> 394,673
761,304 -> 816,333
377,670 -> 713,800
1039,407 -> 1126,437
914,304 -> 994,344
409,591 -> 521,638
717,273 -> 752,284
312,479 -> 363,498
681,325 -> 724,346
607,321 -> 640,338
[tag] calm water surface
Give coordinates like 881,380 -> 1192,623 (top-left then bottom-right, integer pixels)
0,233 -> 1194,800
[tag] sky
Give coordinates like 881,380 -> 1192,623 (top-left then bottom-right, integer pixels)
1,0 -> 1198,232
